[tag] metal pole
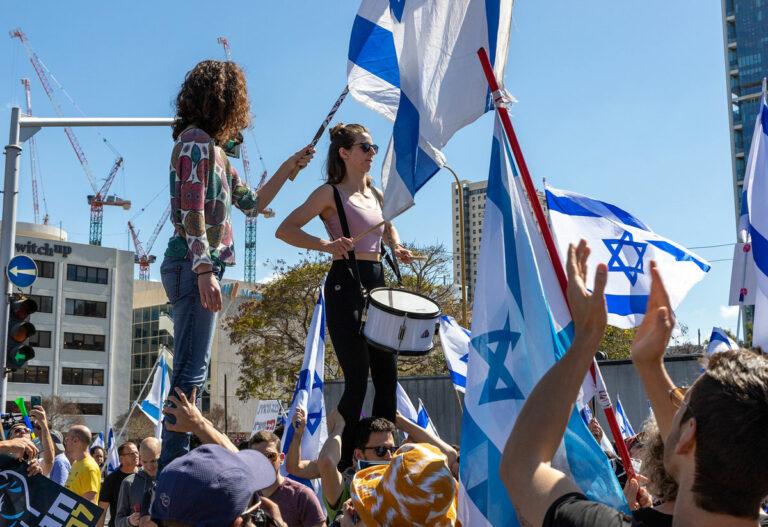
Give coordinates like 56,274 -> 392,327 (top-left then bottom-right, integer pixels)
1,107 -> 23,412
20,116 -> 175,128
443,165 -> 468,327
224,374 -> 228,436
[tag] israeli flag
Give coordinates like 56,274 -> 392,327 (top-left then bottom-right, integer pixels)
707,327 -> 739,355
459,117 -> 626,526
106,428 -> 119,475
91,431 -> 104,450
139,351 -> 171,439
615,396 -> 635,440
347,0 -> 514,219
438,315 -> 470,393
280,285 -> 328,489
397,383 -> 440,438
546,186 -> 710,329
742,84 -> 768,350
416,399 -> 439,438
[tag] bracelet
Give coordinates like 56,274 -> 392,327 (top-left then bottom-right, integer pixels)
196,270 -> 215,277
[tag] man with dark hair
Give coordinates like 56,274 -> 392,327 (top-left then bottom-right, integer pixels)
315,411 -> 397,524
99,441 -> 139,527
249,431 -> 325,527
64,424 -> 101,503
499,242 -> 768,527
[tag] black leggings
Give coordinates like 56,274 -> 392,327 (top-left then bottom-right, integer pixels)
324,259 -> 397,467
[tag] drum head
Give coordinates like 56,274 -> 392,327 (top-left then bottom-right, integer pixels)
368,288 -> 440,318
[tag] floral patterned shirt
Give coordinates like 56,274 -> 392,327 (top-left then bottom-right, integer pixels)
165,127 -> 258,270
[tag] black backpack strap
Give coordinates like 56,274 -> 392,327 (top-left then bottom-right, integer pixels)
370,187 -> 402,285
330,185 -> 366,295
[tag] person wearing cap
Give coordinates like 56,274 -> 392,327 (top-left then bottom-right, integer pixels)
150,444 -> 288,527
336,443 -> 459,527
49,429 -> 71,485
248,431 -> 325,527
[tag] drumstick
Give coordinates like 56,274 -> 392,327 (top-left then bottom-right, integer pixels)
349,220 -> 387,244
290,85 -> 350,181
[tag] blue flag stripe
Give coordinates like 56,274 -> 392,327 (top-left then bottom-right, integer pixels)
646,241 -> 711,272
545,190 -> 650,231
750,224 -> 768,277
605,294 -> 649,316
348,15 -> 401,89
392,92 -> 442,196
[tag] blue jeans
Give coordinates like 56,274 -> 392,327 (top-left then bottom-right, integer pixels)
158,256 -> 223,472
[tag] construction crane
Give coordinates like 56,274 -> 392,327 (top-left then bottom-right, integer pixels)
217,36 -> 274,284
128,203 -> 171,280
20,78 -> 49,225
11,28 -> 131,245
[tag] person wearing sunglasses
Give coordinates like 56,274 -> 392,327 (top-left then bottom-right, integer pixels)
277,123 -> 413,471
248,431 -> 325,527
160,60 -> 315,473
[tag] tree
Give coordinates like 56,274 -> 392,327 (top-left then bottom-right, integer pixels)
41,396 -> 84,431
113,410 -> 155,445
203,404 -> 240,434
599,326 -> 635,360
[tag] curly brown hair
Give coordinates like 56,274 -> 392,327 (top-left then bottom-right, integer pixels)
172,60 -> 250,144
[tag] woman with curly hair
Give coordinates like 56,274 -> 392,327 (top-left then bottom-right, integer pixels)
160,60 -> 314,470
276,123 -> 412,469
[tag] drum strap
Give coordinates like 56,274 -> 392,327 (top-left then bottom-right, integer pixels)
330,185 -> 368,298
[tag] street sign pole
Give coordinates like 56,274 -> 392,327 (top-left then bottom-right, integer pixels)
1,108 -> 23,412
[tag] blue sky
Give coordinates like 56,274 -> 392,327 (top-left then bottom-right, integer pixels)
1,2 -> 740,342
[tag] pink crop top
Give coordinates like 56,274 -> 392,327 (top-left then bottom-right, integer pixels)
323,188 -> 385,253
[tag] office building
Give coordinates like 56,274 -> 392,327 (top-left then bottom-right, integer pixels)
721,0 -> 767,334
6,222 -> 133,433
452,180 -> 487,303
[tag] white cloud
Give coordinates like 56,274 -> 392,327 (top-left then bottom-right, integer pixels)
719,305 -> 739,320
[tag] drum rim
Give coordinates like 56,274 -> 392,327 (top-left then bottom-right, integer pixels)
367,287 -> 441,320
364,335 -> 434,356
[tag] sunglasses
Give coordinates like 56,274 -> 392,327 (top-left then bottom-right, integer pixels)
363,445 -> 397,457
263,451 -> 279,461
354,142 -> 379,154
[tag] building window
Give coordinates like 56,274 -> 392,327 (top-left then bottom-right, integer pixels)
28,330 -> 51,348
28,294 -> 53,314
64,332 -> 106,352
65,299 -> 107,318
8,365 -> 49,384
66,264 -> 108,285
75,403 -> 103,415
61,367 -> 104,386
34,260 -> 55,279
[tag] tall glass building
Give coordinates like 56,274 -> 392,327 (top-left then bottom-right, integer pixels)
722,0 -> 767,337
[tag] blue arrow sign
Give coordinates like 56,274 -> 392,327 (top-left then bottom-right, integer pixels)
7,255 -> 37,288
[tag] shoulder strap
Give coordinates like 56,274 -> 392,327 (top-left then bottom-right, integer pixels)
330,185 -> 364,288
370,187 -> 402,285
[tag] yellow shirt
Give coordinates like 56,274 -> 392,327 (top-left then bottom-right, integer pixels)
65,455 -> 101,503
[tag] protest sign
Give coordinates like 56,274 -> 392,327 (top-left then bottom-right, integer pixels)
251,400 -> 283,435
0,455 -> 101,527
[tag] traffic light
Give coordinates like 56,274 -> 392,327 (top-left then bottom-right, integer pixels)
7,294 -> 37,371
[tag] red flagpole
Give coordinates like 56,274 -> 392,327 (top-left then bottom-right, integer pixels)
476,47 -> 636,482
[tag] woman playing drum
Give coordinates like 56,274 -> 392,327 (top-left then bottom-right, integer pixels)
276,123 -> 412,468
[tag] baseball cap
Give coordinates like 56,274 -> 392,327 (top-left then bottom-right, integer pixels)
50,429 -> 65,454
150,444 -> 275,527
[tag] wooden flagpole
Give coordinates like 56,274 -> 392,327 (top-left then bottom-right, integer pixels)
476,47 -> 636,482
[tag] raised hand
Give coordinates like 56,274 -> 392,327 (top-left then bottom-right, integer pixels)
566,240 -> 608,348
630,261 -> 675,366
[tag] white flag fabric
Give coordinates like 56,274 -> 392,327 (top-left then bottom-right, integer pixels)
416,398 -> 439,438
347,0 -> 514,219
139,352 -> 171,439
106,428 -> 119,475
546,186 -> 710,329
742,86 -> 768,350
280,285 -> 328,490
459,117 -> 626,526
438,315 -> 470,393
396,384 -> 440,438
615,396 -> 636,440
707,327 -> 739,355
91,431 -> 104,450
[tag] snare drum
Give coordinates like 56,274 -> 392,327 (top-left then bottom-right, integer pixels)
362,287 -> 441,356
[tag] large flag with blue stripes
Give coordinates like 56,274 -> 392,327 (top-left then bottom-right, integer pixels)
614,396 -> 635,440
707,326 -> 739,355
546,186 -> 710,329
742,86 -> 768,350
347,0 -> 514,219
439,315 -> 470,393
139,351 -> 171,439
459,117 -> 626,526
280,284 -> 328,488
106,428 -> 119,475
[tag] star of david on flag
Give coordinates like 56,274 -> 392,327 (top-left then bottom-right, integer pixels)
280,283 -> 328,490
546,186 -> 710,328
458,117 -> 626,526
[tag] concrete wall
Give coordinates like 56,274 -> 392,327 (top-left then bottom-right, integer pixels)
324,356 -> 703,445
